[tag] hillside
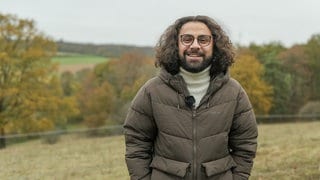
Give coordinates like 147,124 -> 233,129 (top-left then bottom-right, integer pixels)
56,41 -> 155,58
52,53 -> 108,73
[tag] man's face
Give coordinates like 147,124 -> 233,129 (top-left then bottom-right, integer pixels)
178,21 -> 213,73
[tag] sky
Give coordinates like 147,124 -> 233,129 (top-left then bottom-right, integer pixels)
0,0 -> 319,47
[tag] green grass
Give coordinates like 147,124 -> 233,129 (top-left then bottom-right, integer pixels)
52,54 -> 108,65
1,122 -> 320,179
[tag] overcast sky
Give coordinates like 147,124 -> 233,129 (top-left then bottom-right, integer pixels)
0,0 -> 319,47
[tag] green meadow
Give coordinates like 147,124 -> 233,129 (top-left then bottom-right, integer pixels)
1,121 -> 320,179
52,54 -> 108,65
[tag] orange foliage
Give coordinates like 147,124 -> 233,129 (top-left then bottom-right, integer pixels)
78,76 -> 116,128
231,53 -> 273,114
1,14 -> 79,137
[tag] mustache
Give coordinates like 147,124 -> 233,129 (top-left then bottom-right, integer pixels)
184,49 -> 205,56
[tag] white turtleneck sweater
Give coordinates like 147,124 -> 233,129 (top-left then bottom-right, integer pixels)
179,66 -> 211,107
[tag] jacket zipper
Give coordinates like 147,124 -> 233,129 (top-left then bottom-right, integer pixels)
192,107 -> 197,180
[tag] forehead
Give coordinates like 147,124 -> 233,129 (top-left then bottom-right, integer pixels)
179,21 -> 211,35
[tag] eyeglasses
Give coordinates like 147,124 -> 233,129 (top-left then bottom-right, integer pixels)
180,34 -> 212,47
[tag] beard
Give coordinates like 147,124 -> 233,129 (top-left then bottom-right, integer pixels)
179,49 -> 212,73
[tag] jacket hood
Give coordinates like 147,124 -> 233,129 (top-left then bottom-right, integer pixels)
158,68 -> 189,95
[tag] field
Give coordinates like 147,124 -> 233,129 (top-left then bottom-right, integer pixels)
51,54 -> 108,73
1,121 -> 320,180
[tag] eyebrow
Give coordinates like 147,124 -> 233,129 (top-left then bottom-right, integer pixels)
180,34 -> 211,36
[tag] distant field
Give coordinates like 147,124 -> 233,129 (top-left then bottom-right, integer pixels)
52,54 -> 108,65
51,54 -> 109,73
1,121 -> 320,179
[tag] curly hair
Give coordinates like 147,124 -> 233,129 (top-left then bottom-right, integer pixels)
155,15 -> 235,76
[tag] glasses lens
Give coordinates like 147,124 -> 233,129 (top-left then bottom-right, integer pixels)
181,35 -> 194,45
197,35 -> 211,46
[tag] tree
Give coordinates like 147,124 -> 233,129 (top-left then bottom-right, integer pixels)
0,14 -> 78,148
101,51 -> 155,94
248,43 -> 293,114
60,71 -> 79,96
76,52 -> 155,127
248,42 -> 286,63
278,45 -> 311,113
305,34 -> 320,100
103,52 -> 156,124
231,52 -> 273,114
77,73 -> 116,131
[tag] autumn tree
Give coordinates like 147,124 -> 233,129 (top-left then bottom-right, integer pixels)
278,45 -> 311,112
77,73 -> 115,130
231,51 -> 273,114
305,34 -> 320,100
110,52 -> 155,122
248,42 -> 286,62
0,14 -> 78,148
247,42 -> 294,114
77,52 -> 155,126
101,52 -> 155,95
60,71 -> 79,96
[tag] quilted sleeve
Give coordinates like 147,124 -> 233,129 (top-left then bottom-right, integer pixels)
124,86 -> 157,180
229,86 -> 258,180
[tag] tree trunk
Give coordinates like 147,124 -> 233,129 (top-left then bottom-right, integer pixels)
0,127 -> 6,149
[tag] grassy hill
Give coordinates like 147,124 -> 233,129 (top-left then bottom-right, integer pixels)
52,53 -> 108,65
53,40 -> 155,73
56,41 -> 154,58
52,53 -> 109,73
1,121 -> 320,179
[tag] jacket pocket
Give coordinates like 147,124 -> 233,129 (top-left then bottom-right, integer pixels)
201,155 -> 237,177
150,156 -> 190,178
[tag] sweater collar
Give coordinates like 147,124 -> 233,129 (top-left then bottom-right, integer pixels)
178,66 -> 211,84
158,67 -> 230,97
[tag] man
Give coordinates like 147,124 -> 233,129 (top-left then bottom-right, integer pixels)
124,15 -> 258,180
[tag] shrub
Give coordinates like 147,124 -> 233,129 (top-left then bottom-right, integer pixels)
298,101 -> 320,115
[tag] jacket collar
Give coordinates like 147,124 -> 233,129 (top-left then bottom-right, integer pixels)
158,68 -> 189,96
158,67 -> 230,98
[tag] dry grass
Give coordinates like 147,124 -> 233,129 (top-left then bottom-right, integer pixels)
1,121 -> 320,180
251,121 -> 320,180
0,135 -> 128,180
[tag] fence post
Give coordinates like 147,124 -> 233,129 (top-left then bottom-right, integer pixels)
0,127 -> 6,149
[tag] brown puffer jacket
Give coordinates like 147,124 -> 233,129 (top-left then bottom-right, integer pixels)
124,68 -> 258,180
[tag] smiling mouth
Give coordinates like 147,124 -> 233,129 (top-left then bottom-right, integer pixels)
188,54 -> 201,57
183,50 -> 204,61
186,55 -> 203,62
186,51 -> 204,56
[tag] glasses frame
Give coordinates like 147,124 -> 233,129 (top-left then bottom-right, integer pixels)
180,34 -> 212,47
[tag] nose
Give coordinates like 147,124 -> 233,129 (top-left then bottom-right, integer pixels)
190,38 -> 201,49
